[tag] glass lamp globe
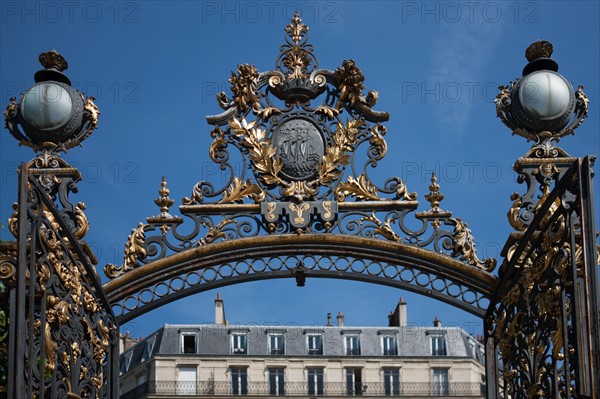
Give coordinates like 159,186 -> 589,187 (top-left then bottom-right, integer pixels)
519,71 -> 571,120
20,82 -> 73,130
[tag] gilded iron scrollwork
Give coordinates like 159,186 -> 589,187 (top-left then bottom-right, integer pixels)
1,166 -> 118,398
488,167 -> 581,398
103,13 -> 496,323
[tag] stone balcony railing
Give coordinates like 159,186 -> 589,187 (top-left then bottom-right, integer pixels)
121,381 -> 485,398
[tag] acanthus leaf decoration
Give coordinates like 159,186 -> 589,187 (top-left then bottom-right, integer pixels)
450,217 -> 497,272
220,177 -> 265,204
368,124 -> 387,159
230,117 -> 283,187
283,46 -> 311,80
314,105 -> 341,120
317,118 -> 364,187
336,174 -> 380,202
182,182 -> 205,205
104,223 -> 147,278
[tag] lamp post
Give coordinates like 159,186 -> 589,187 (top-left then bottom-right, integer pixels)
488,41 -> 598,399
495,40 -> 589,232
5,50 -> 99,160
3,53 -> 115,399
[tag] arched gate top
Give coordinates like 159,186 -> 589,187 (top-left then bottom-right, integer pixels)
101,12 -> 497,324
105,234 -> 497,323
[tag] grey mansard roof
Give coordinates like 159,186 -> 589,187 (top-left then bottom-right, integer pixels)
120,323 -> 485,375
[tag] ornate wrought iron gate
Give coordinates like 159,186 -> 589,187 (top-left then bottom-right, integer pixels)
484,155 -> 599,398
2,161 -> 119,398
1,14 -> 598,399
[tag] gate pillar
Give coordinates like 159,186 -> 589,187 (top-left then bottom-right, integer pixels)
487,40 -> 599,398
2,51 -> 119,399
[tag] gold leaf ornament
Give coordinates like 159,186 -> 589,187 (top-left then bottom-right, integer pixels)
230,118 -> 284,187
104,223 -> 147,278
317,119 -> 364,187
220,177 -> 266,204
336,174 -> 380,202
451,218 -> 497,272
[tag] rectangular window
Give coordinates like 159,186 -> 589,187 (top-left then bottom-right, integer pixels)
431,335 -> 447,356
307,368 -> 324,396
177,366 -> 197,395
269,334 -> 285,355
346,368 -> 363,396
383,369 -> 400,396
181,334 -> 196,354
433,369 -> 449,396
307,334 -> 323,355
269,368 -> 285,396
345,335 -> 361,356
382,335 -> 397,356
231,333 -> 248,355
231,367 -> 248,395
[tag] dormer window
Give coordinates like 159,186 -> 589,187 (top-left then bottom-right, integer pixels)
269,334 -> 285,355
430,334 -> 447,356
232,333 -> 248,355
307,334 -> 323,355
181,333 -> 197,354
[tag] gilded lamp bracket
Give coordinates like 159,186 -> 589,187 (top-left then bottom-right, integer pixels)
103,13 -> 496,281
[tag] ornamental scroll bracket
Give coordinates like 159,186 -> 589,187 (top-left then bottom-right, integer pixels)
104,12 -> 496,281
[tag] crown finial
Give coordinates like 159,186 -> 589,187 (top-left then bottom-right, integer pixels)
525,40 -> 553,62
39,50 -> 68,72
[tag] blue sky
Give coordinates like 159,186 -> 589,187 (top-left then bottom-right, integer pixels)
1,1 -> 599,339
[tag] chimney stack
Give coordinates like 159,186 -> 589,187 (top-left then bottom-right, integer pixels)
388,297 -> 407,327
327,312 -> 333,326
215,293 -> 227,325
337,311 -> 344,327
433,316 -> 441,327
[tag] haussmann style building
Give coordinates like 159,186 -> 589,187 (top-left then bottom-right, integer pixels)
118,295 -> 486,398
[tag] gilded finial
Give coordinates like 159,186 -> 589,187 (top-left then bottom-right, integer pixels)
285,10 -> 308,45
39,50 -> 68,72
154,176 -> 175,217
525,40 -> 553,62
424,173 -> 444,213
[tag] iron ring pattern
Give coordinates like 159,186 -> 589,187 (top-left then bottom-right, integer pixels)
111,253 -> 490,323
105,235 -> 495,324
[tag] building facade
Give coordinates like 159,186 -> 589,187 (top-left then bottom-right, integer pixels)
119,297 -> 485,398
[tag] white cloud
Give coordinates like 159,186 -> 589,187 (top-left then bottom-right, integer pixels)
430,20 -> 506,134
